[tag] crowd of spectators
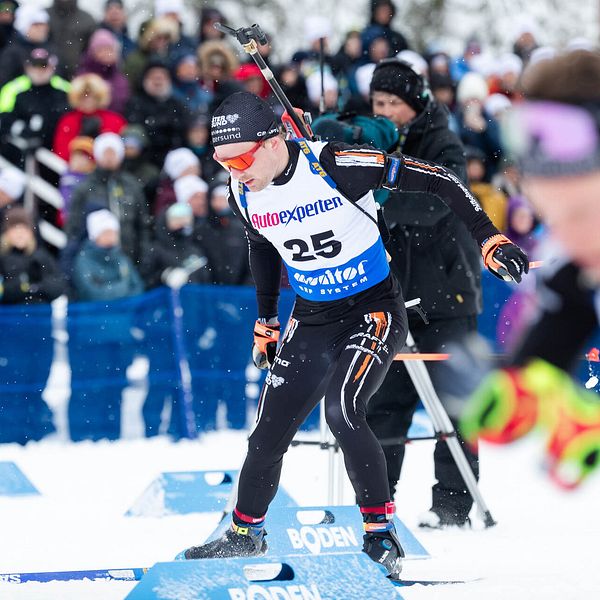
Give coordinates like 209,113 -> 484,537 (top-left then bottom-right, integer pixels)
0,0 -> 590,441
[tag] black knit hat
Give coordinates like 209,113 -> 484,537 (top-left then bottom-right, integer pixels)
211,92 -> 280,147
370,59 -> 429,113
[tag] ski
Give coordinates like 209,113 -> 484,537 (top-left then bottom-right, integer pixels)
391,576 -> 481,587
0,567 -> 148,584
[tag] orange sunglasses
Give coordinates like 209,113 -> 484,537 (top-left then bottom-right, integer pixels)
213,140 -> 264,172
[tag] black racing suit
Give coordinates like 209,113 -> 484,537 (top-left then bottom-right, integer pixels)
227,140 -> 499,518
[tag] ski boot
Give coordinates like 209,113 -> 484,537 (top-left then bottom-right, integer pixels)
183,511 -> 267,560
418,507 -> 472,530
361,502 -> 404,580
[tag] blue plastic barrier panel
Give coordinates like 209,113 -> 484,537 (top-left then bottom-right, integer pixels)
126,470 -> 297,517
205,505 -> 428,560
126,554 -> 401,600
407,408 -> 433,437
0,462 -> 39,496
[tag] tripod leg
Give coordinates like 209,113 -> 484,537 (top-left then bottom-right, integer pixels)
403,332 -> 496,527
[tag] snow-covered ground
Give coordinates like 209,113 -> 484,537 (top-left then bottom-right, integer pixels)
0,427 -> 599,599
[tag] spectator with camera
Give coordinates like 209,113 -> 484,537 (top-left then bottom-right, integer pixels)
366,58 -> 482,529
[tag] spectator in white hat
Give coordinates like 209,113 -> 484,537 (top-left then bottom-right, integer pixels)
174,174 -> 209,220
164,147 -> 200,180
153,0 -> 196,60
68,205 -> 143,443
72,208 -> 143,301
93,131 -> 125,169
455,71 -> 503,180
0,167 -> 25,213
153,147 -> 201,216
64,132 -> 150,279
0,6 -> 51,86
305,70 -> 339,115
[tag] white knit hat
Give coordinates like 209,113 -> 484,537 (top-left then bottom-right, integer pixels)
355,63 -> 376,98
155,0 -> 184,17
305,70 -> 338,105
304,16 -> 331,44
14,7 -> 49,38
0,167 -> 26,200
456,72 -> 489,105
163,147 -> 199,180
396,50 -> 429,77
484,93 -> 512,118
93,132 -> 125,163
174,175 -> 209,204
86,209 -> 120,241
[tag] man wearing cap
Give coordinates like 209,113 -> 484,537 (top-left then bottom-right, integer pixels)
461,49 -> 600,490
0,6 -> 54,87
366,58 -> 482,529
179,91 -> 528,576
0,47 -> 69,156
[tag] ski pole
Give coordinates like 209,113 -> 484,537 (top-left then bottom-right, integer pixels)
214,22 -> 316,140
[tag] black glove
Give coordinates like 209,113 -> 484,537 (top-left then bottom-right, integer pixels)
481,234 -> 529,283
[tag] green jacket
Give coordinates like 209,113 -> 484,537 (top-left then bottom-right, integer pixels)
0,74 -> 70,113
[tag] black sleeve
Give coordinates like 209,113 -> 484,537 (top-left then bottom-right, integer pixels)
318,142 -> 387,202
319,142 -> 498,246
227,184 -> 282,319
511,261 -> 599,372
32,250 -> 67,302
395,154 -> 498,246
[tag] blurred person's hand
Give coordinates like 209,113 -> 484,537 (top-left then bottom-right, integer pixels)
162,267 -> 189,289
463,101 -> 486,132
461,359 -> 600,489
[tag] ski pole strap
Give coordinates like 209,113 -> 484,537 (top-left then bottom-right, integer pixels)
295,139 -> 379,228
480,233 -> 512,263
296,139 -> 338,189
238,181 -> 248,209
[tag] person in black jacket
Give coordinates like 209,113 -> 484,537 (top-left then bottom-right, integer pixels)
0,48 -> 70,156
0,206 -> 65,303
125,58 -> 191,168
0,206 -> 65,444
366,58 -> 482,529
201,183 -> 252,286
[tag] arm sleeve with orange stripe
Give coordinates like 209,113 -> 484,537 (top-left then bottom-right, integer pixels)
397,154 -> 499,246
319,142 -> 388,202
320,143 -> 498,246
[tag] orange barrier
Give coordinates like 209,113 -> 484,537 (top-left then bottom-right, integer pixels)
394,353 -> 450,361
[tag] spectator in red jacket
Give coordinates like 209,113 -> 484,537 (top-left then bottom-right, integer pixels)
52,73 -> 126,160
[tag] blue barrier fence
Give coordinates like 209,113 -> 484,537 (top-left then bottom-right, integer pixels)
2,271 -> 590,444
